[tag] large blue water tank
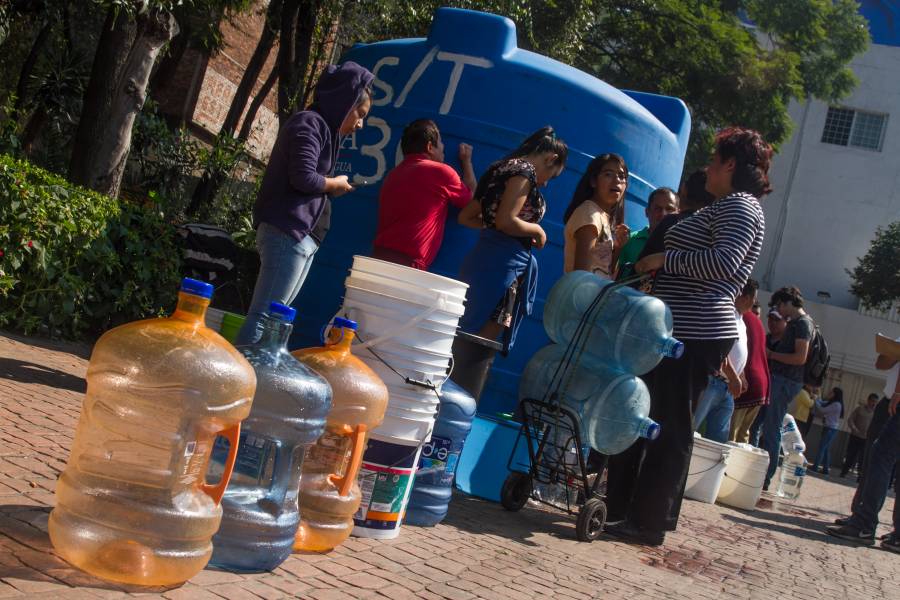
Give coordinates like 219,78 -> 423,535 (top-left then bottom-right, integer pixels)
290,7 -> 690,418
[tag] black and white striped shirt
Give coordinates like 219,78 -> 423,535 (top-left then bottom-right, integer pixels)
654,192 -> 765,340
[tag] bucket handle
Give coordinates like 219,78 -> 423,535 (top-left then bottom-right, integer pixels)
201,423 -> 241,505
329,424 -> 368,497
341,293 -> 450,350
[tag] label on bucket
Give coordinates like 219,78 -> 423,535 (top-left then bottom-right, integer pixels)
417,435 -> 461,486
353,438 -> 421,532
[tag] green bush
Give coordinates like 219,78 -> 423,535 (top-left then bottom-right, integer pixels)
0,154 -> 181,339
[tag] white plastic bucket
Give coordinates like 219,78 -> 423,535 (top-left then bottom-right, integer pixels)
352,433 -> 424,540
344,286 -> 462,328
350,256 -> 469,300
345,277 -> 466,316
684,435 -> 730,504
716,443 -> 770,510
344,257 -> 467,540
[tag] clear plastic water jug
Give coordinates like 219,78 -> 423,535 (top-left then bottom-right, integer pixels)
777,445 -> 807,500
543,271 -> 683,375
208,302 -> 331,572
405,380 -> 477,527
780,413 -> 806,454
49,278 -> 257,586
519,343 -> 659,455
291,317 -> 388,552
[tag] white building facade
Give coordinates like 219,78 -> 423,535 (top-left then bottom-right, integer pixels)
754,1 -> 900,434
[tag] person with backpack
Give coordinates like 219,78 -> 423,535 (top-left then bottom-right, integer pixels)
761,286 -> 823,490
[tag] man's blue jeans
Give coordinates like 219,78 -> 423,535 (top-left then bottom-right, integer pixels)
849,409 -> 899,533
235,223 -> 319,345
693,376 -> 734,443
762,373 -> 804,485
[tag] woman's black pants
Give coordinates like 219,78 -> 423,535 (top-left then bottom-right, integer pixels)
605,338 -> 734,532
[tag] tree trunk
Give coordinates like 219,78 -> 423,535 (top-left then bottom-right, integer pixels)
13,20 -> 54,116
277,0 -> 300,126
68,8 -> 179,198
238,63 -> 278,142
220,0 -> 282,138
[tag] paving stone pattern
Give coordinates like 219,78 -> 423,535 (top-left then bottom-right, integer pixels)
0,332 -> 897,599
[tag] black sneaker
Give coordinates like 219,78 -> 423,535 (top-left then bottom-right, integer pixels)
882,532 -> 900,554
825,524 -> 876,546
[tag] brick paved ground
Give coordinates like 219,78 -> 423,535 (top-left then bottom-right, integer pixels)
0,331 -> 897,599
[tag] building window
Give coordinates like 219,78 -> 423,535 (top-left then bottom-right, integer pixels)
821,106 -> 888,151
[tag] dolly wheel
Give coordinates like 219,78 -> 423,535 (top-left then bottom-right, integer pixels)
500,472 -> 532,512
576,498 -> 607,542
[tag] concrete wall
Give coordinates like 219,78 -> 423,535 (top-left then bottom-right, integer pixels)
755,43 -> 900,310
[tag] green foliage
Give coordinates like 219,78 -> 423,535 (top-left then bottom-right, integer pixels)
125,103 -> 260,242
849,221 -> 900,310
0,154 -> 181,339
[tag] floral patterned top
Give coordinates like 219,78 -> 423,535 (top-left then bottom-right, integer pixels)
475,158 -> 546,229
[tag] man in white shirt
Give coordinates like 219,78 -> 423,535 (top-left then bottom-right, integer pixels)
827,334 -> 899,552
692,281 -> 754,442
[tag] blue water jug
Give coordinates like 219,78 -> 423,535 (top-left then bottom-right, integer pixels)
543,271 -> 683,375
519,343 -> 659,455
208,303 -> 332,572
405,380 -> 477,526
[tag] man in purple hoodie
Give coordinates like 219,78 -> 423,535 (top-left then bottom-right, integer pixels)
237,61 -> 375,344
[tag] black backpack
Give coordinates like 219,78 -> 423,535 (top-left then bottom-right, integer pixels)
804,322 -> 831,386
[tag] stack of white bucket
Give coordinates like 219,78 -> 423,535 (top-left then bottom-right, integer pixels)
337,256 -> 468,539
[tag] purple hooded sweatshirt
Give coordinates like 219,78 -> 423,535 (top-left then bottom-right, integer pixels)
254,61 -> 374,243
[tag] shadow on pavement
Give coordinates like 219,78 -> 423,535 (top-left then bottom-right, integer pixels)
443,490 -> 581,545
0,504 -> 177,594
723,510 -> 838,544
0,357 -> 86,394
0,331 -> 92,360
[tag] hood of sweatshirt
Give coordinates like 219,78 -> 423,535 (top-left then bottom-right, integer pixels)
310,61 -> 375,133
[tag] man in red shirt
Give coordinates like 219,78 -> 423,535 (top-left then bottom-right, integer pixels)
372,119 -> 476,270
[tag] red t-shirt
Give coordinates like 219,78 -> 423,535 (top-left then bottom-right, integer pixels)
374,154 -> 471,270
735,311 -> 771,408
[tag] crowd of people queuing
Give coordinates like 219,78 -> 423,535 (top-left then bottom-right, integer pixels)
237,61 -> 899,552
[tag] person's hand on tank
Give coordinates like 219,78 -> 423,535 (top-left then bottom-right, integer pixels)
458,143 -> 473,164
635,252 -> 664,274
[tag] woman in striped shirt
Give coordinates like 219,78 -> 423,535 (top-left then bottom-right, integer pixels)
604,127 -> 771,546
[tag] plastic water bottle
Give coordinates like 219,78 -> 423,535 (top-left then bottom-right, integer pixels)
543,271 -> 683,375
519,344 -> 660,455
49,278 -> 257,586
209,302 -> 331,572
405,380 -> 477,526
291,318 -> 389,551
777,444 -> 807,499
780,413 -> 806,454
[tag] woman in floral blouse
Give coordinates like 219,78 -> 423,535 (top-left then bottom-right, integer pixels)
456,127 -> 568,353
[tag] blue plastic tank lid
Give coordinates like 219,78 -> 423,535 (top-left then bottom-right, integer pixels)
646,422 -> 661,441
333,317 -> 358,331
671,340 -> 685,359
180,277 -> 213,299
268,302 -> 297,323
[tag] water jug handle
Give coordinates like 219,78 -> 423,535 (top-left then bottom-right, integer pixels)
201,423 -> 241,505
328,424 -> 367,497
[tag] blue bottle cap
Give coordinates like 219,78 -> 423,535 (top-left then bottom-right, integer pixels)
333,317 -> 358,331
180,277 -> 213,299
267,302 -> 297,323
645,422 -> 661,441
